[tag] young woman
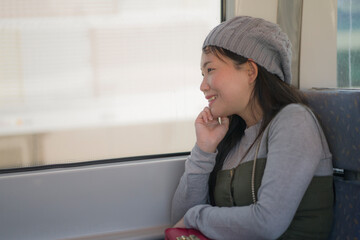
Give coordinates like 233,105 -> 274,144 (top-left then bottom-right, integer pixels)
171,16 -> 334,239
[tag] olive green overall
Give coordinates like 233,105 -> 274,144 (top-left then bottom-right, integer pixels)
214,158 -> 334,239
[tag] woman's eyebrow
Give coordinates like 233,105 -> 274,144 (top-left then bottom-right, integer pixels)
201,61 -> 212,70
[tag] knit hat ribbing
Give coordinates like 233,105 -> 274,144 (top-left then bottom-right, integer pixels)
203,16 -> 292,84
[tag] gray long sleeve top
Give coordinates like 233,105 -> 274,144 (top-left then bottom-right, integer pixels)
171,104 -> 333,240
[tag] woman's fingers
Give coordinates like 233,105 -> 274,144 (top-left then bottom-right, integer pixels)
198,107 -> 214,123
203,107 -> 213,121
195,110 -> 229,153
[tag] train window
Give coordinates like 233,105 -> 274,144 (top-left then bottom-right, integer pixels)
337,0 -> 360,88
0,0 -> 220,170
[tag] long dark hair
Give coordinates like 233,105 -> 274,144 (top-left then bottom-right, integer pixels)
204,46 -> 307,205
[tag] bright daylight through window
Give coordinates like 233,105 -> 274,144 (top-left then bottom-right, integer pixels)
0,0 -> 220,169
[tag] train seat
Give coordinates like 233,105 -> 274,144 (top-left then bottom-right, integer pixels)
303,89 -> 360,239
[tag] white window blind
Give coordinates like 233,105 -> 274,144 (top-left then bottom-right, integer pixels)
0,0 -> 220,168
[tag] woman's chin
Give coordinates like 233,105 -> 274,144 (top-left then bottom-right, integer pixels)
209,109 -> 223,119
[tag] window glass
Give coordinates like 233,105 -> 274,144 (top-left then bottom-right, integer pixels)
0,0 -> 220,169
338,0 -> 360,87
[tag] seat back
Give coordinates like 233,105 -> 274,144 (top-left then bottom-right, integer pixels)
303,89 -> 360,239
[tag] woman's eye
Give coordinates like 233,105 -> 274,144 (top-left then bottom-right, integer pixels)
207,68 -> 214,73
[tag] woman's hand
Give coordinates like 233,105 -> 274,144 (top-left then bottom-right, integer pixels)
195,107 -> 229,153
173,217 -> 186,228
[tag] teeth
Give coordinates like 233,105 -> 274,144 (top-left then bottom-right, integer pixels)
208,96 -> 216,101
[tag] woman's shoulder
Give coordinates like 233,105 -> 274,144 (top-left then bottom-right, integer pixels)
272,103 -> 316,125
278,103 -> 312,116
267,104 -> 332,167
266,103 -> 326,141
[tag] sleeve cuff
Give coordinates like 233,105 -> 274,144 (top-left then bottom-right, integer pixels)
185,145 -> 217,174
184,204 -> 210,229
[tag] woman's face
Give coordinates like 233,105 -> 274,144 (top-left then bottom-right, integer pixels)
200,51 -> 256,120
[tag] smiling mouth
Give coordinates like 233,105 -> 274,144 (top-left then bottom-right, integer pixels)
208,96 -> 216,102
207,96 -> 217,107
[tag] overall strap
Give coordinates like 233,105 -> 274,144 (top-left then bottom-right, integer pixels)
251,137 -> 262,203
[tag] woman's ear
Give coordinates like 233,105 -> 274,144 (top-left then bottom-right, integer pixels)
247,59 -> 258,84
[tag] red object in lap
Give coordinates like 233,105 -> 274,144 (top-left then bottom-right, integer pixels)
164,228 -> 211,240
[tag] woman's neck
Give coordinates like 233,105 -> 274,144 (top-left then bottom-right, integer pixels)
241,102 -> 263,128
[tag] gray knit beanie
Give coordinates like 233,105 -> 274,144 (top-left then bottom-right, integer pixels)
203,16 -> 292,84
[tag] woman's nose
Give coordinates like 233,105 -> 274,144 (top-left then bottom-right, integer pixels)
200,77 -> 210,92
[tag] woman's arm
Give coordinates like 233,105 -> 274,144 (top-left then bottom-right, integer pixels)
171,108 -> 229,224
170,144 -> 217,224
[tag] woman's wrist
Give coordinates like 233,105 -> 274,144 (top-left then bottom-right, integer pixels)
196,141 -> 217,153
